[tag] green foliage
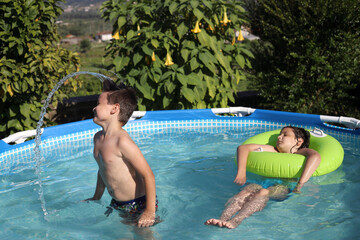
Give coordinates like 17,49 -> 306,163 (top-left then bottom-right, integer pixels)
60,42 -> 111,98
101,0 -> 253,110
0,0 -> 80,138
80,39 -> 92,53
245,0 -> 360,118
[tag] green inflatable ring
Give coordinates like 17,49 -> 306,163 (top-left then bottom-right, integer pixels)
241,129 -> 344,178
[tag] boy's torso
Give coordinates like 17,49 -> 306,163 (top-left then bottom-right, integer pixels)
93,130 -> 146,202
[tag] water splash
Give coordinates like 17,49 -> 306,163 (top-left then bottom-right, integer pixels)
33,71 -> 110,218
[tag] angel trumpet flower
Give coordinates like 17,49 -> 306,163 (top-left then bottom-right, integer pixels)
137,24 -> 141,36
221,9 -> 231,26
112,31 -> 120,40
191,21 -> 201,33
151,52 -> 156,62
206,25 -> 214,31
237,30 -> 244,41
164,53 -> 174,66
7,85 -> 14,97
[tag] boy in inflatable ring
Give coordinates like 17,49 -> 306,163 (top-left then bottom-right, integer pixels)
205,126 -> 321,229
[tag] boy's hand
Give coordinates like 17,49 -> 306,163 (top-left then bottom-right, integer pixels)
234,174 -> 246,186
138,210 -> 156,227
81,197 -> 100,202
82,197 -> 95,202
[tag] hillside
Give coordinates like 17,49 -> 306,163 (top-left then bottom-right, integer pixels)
57,0 -> 111,37
59,0 -> 106,12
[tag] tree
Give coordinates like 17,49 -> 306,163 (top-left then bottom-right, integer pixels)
245,0 -> 360,118
0,0 -> 80,139
101,0 -> 253,110
80,39 -> 92,53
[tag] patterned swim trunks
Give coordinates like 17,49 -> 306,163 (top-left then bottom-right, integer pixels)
110,195 -> 158,216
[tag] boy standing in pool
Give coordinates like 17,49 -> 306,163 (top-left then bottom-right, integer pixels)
205,126 -> 321,229
84,79 -> 157,228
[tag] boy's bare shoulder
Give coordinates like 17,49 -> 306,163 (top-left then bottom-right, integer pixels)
116,129 -> 137,147
115,130 -> 143,160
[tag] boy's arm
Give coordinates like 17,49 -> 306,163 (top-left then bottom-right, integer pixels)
84,132 -> 106,201
235,144 -> 273,185
120,139 -> 156,227
294,148 -> 321,193
84,170 -> 105,201
137,168 -> 156,227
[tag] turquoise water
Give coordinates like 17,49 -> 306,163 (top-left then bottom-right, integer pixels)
1,126 -> 359,239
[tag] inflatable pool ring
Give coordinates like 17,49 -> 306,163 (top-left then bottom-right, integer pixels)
241,128 -> 344,178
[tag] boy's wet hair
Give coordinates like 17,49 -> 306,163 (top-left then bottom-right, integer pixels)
282,126 -> 310,149
102,78 -> 137,125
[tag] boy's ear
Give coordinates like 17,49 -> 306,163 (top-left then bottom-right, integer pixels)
110,103 -> 120,114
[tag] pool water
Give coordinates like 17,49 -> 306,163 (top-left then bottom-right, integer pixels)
1,126 -> 359,239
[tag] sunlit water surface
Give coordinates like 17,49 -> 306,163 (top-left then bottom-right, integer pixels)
1,126 -> 359,240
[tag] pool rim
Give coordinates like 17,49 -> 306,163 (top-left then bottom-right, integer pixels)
1,108 -> 359,161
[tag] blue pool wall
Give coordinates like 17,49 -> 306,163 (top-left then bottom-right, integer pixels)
0,108 -> 359,175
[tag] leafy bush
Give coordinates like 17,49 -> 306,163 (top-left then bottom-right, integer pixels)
0,0 -> 80,138
245,0 -> 360,118
101,0 -> 253,110
80,39 -> 92,53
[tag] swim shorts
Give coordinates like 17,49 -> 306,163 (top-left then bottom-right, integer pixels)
110,195 -> 158,215
245,178 -> 294,202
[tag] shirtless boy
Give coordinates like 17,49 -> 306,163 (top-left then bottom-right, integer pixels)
205,126 -> 321,229
84,79 -> 157,227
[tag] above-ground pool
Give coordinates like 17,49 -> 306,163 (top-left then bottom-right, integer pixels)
1,108 -> 359,240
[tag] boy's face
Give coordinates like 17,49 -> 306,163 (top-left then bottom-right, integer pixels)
276,127 -> 302,153
93,92 -> 113,125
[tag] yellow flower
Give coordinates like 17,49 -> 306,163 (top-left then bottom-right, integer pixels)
7,84 -> 14,97
220,8 -> 231,26
237,30 -> 244,41
137,24 -> 141,36
232,36 -> 235,45
206,25 -> 214,31
164,53 -> 174,66
113,31 -> 120,40
191,21 -> 201,33
151,52 -> 156,62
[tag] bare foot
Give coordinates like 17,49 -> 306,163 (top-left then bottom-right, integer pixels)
204,219 -> 235,229
205,218 -> 221,226
221,220 -> 236,229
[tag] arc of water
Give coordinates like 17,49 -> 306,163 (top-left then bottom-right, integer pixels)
33,71 -> 109,218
